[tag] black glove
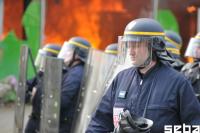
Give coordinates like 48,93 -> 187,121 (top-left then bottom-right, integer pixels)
114,110 -> 153,133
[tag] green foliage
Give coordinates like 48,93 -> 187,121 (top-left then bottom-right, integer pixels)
2,89 -> 16,103
0,1 -> 41,79
0,31 -> 23,78
22,1 -> 41,58
157,9 -> 180,34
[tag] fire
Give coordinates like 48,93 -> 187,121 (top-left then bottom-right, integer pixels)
44,0 -> 127,49
44,0 -> 153,49
3,0 -> 23,39
43,34 -> 63,46
186,5 -> 197,13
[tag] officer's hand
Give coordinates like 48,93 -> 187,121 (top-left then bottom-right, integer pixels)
31,87 -> 37,101
115,110 -> 138,133
114,110 -> 152,133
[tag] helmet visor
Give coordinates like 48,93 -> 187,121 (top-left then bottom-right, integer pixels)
185,38 -> 200,58
58,41 -> 75,63
34,49 -> 48,71
118,36 -> 152,68
34,49 -> 43,69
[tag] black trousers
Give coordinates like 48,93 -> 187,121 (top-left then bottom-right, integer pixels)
25,117 -> 40,133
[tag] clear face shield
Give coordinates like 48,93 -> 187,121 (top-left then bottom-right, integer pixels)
35,49 -> 44,69
57,41 -> 75,66
185,38 -> 200,58
118,36 -> 153,68
34,49 -> 47,71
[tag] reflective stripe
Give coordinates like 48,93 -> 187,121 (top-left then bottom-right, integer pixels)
166,48 -> 180,55
105,50 -> 118,54
165,36 -> 181,49
124,31 -> 165,36
195,35 -> 200,39
43,48 -> 60,54
68,40 -> 89,49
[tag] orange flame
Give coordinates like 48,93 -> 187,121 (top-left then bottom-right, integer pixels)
3,0 -> 23,39
44,0 -> 127,49
187,5 -> 197,13
44,0 -> 153,50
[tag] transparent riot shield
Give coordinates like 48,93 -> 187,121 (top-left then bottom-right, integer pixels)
40,57 -> 62,133
14,45 -> 29,133
71,48 -> 117,133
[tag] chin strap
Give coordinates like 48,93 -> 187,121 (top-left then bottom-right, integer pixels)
138,46 -> 153,69
138,55 -> 152,69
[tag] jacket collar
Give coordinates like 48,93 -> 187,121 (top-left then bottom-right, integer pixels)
136,61 -> 160,79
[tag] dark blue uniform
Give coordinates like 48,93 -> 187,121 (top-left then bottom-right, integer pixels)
25,63 -> 84,133
86,62 -> 200,133
25,71 -> 43,133
59,63 -> 84,133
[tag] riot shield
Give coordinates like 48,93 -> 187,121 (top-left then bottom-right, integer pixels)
14,45 -> 29,133
40,57 -> 62,133
71,48 -> 117,133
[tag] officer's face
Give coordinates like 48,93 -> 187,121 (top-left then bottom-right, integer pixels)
58,42 -> 75,65
63,50 -> 74,63
127,41 -> 149,66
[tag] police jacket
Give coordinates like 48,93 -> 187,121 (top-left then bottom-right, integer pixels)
60,63 -> 84,124
26,71 -> 43,103
86,62 -> 200,133
31,77 -> 43,119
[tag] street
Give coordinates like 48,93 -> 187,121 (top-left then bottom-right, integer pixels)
0,104 -> 31,133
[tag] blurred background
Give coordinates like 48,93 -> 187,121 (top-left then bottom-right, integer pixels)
0,0 -> 200,132
0,0 -> 200,79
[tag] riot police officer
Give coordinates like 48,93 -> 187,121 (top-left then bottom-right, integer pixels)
105,43 -> 118,55
57,36 -> 91,132
181,32 -> 200,100
25,44 -> 61,133
164,30 -> 185,71
86,18 -> 200,133
165,41 -> 180,59
165,30 -> 182,59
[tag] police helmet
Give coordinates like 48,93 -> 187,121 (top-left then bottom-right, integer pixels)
123,18 -> 165,51
165,41 -> 180,59
185,32 -> 200,58
120,18 -> 165,68
165,30 -> 182,50
58,37 -> 91,63
41,44 -> 61,57
35,44 -> 61,69
105,43 -> 118,55
196,32 -> 200,38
